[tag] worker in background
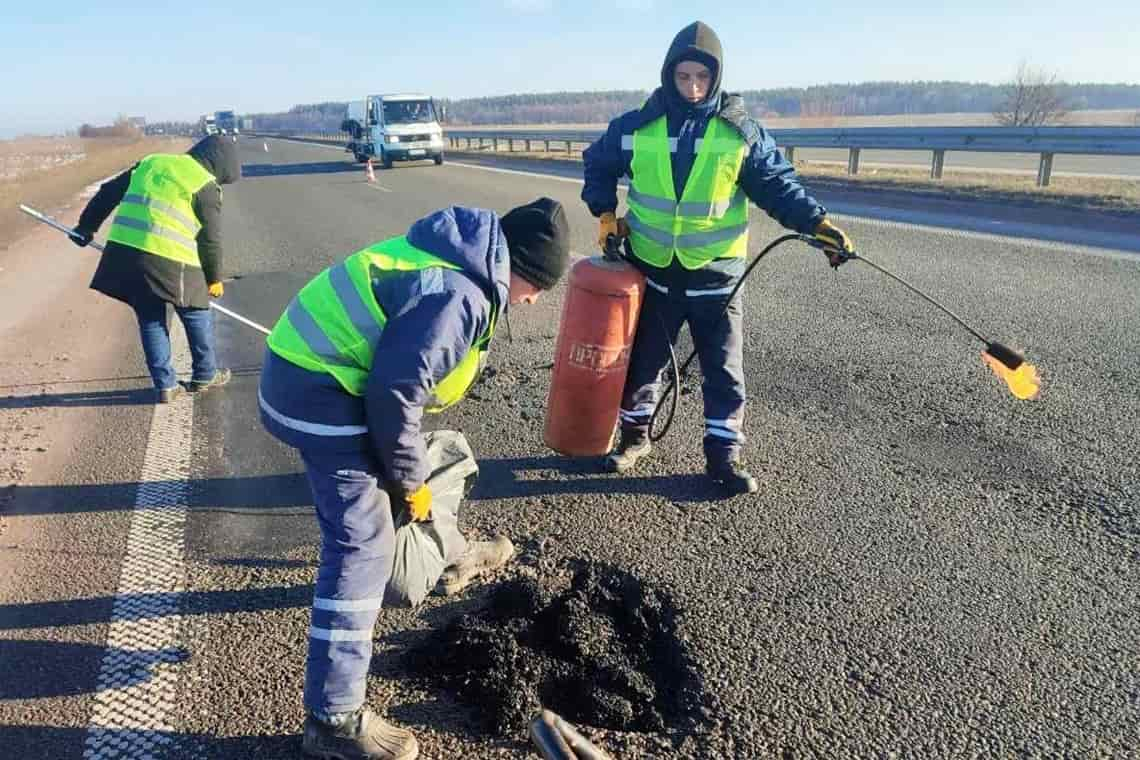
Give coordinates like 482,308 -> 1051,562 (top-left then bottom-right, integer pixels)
72,134 -> 238,402
582,21 -> 855,495
258,199 -> 570,760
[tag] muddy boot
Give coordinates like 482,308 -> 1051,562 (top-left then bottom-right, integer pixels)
605,427 -> 652,474
302,708 -> 418,760
188,368 -> 231,393
706,459 -> 759,496
438,535 -> 515,596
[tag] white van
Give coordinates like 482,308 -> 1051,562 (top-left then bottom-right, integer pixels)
342,94 -> 445,168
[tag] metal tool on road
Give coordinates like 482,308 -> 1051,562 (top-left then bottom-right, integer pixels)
19,204 -> 272,336
529,710 -> 614,760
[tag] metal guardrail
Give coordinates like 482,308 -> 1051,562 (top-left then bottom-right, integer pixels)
248,130 -> 348,146
445,126 -> 1140,186
250,127 -> 1140,187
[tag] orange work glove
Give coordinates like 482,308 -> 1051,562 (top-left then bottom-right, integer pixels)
208,281 -> 224,298
405,483 -> 432,522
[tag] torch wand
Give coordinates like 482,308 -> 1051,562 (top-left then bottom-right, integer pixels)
798,235 -> 1040,399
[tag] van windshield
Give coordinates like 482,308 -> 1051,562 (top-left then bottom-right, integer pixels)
382,100 -> 435,125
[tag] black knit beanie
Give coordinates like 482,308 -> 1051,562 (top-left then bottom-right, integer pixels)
500,197 -> 570,290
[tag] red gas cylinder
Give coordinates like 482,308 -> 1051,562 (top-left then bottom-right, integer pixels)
544,255 -> 645,456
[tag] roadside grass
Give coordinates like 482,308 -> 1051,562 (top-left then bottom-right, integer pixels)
795,162 -> 1140,215
0,137 -> 190,251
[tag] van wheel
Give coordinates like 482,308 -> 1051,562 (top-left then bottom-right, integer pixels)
434,154 -> 444,166
382,153 -> 393,170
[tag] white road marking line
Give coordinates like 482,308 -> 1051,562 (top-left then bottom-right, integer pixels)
447,160 -> 588,185
365,183 -> 393,192
83,324 -> 195,759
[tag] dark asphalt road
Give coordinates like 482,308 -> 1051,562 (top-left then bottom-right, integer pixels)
4,135 -> 1139,759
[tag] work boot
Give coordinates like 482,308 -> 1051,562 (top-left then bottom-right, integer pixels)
437,535 -> 515,596
706,460 -> 759,496
604,428 -> 652,474
187,368 -> 231,393
156,386 -> 183,404
302,708 -> 419,760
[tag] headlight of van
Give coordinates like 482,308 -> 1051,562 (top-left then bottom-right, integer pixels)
386,135 -> 401,144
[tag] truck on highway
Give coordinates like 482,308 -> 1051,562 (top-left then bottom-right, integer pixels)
203,115 -> 218,136
215,110 -> 238,135
341,94 -> 444,168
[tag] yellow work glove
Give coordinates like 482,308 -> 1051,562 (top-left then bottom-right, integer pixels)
812,218 -> 855,267
208,281 -> 224,298
597,212 -> 618,250
596,212 -> 631,251
405,483 -> 432,522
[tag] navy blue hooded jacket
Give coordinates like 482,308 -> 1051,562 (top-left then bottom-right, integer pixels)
582,21 -> 825,239
259,206 -> 509,492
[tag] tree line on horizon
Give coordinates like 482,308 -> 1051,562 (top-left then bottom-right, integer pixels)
244,81 -> 1140,132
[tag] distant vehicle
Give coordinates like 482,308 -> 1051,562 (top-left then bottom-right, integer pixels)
215,110 -> 238,135
204,116 -> 218,136
341,94 -> 444,168
240,117 -> 253,132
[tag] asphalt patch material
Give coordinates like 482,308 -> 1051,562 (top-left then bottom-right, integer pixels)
406,562 -> 712,738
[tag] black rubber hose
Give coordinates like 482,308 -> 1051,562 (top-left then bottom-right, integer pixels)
648,233 -> 805,442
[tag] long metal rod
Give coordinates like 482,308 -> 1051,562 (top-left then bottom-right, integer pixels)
20,204 -> 92,244
19,204 -> 272,336
209,302 -> 271,335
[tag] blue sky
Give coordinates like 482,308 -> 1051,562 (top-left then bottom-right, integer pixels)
2,0 -> 1137,136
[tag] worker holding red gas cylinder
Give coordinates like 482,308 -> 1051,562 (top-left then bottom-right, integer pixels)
579,21 -> 855,495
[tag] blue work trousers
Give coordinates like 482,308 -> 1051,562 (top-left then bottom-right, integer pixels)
300,448 -> 396,716
131,290 -> 217,390
620,257 -> 747,465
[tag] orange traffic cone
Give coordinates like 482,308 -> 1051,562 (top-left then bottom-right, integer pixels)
365,158 -> 376,183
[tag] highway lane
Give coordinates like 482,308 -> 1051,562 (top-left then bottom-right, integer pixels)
4,135 -> 1138,758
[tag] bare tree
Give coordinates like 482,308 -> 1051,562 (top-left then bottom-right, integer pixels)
994,61 -> 1068,127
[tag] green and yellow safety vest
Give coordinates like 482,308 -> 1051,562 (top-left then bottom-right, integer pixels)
266,236 -> 496,410
106,154 -> 215,266
625,116 -> 749,269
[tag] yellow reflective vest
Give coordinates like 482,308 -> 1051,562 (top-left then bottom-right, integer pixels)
625,116 -> 749,269
266,236 -> 495,410
106,154 -> 214,266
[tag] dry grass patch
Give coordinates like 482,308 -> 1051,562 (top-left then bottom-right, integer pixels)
0,136 -> 191,251
795,162 -> 1140,214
